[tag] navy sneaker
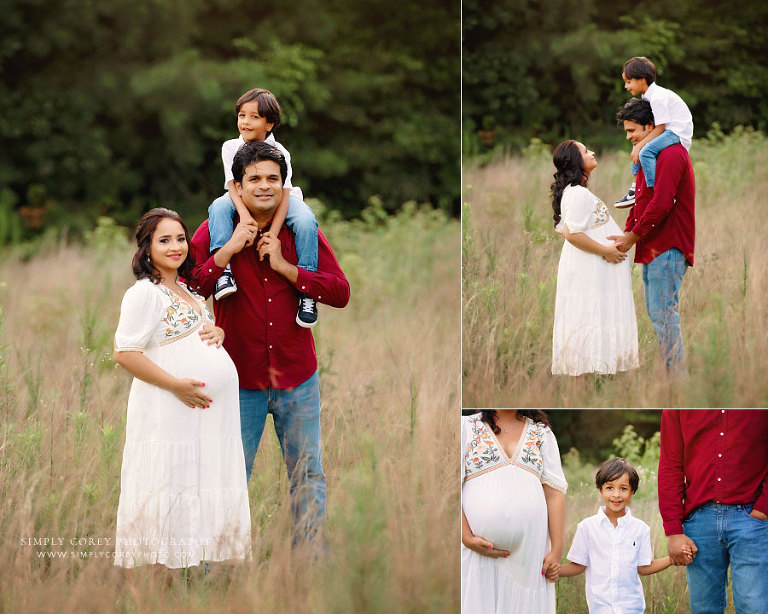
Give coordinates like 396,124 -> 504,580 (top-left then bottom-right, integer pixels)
614,186 -> 636,208
296,294 -> 318,328
214,265 -> 237,300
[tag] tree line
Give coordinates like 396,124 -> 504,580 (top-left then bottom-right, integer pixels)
0,0 -> 459,241
463,0 -> 768,154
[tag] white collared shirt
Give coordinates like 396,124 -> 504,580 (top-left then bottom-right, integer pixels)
567,507 -> 654,614
220,133 -> 302,200
643,82 -> 694,150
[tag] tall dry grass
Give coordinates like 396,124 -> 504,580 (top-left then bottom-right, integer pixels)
0,204 -> 459,613
463,130 -> 768,408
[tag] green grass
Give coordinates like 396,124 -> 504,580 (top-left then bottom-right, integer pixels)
463,128 -> 768,408
0,203 -> 459,613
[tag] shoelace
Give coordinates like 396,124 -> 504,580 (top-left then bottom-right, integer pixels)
300,297 -> 316,311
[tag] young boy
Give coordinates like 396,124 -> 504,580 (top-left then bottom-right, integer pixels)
209,88 -> 320,328
558,458 -> 692,613
615,56 -> 694,208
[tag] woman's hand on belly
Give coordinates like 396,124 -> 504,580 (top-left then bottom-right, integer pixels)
462,533 -> 511,559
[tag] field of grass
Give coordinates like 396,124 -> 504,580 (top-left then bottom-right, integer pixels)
463,129 -> 768,408
0,203 -> 460,613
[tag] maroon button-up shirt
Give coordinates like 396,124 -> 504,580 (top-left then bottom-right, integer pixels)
658,409 -> 768,536
625,143 -> 696,266
191,221 -> 350,389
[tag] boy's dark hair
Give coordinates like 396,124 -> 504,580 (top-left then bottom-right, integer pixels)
623,56 -> 657,85
231,140 -> 288,186
595,457 -> 640,493
616,97 -> 655,128
235,88 -> 282,133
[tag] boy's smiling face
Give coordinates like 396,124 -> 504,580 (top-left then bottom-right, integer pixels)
238,100 -> 274,143
599,472 -> 634,518
622,72 -> 648,97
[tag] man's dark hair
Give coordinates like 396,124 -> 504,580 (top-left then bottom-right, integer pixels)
616,97 -> 655,128
595,457 -> 640,493
231,140 -> 288,186
623,56 -> 656,85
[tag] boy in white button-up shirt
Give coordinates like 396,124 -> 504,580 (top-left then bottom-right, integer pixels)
558,458 -> 691,614
614,56 -> 694,208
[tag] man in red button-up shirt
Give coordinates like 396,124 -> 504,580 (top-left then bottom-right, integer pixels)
658,409 -> 768,613
610,98 -> 695,372
191,141 -> 350,545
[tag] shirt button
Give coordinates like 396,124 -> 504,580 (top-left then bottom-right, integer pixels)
317,295 -> 321,299
718,453 -> 722,458
208,268 -> 213,273
268,298 -> 272,303
269,345 -> 272,349
717,477 -> 722,481
721,409 -> 726,413
720,432 -> 724,436
301,285 -> 306,290
264,278 -> 268,282
269,322 -> 273,326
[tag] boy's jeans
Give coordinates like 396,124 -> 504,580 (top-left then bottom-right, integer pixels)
208,193 -> 318,271
631,128 -> 681,187
642,248 -> 687,371
683,502 -> 768,614
239,372 -> 325,544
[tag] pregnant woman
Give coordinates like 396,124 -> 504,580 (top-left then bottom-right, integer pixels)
461,410 -> 567,613
550,140 -> 639,375
113,208 -> 250,569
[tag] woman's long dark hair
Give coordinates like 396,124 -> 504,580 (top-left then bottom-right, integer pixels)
131,208 -> 198,290
550,140 -> 588,228
481,410 -> 550,434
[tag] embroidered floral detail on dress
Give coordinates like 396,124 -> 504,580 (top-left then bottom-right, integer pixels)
592,199 -> 610,227
517,421 -> 545,473
158,286 -> 201,340
464,418 -> 501,474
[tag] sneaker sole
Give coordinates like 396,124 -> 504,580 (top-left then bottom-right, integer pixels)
214,286 -> 237,300
614,201 -> 635,209
296,315 -> 318,329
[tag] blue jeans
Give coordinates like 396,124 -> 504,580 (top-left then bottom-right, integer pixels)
239,372 -> 325,543
683,502 -> 768,613
208,193 -> 318,271
642,247 -> 687,371
630,128 -> 681,187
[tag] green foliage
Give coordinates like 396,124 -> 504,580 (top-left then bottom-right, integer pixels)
463,1 -> 768,154
0,0 -> 459,244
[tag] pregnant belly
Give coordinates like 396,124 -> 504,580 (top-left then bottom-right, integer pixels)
462,473 -> 547,552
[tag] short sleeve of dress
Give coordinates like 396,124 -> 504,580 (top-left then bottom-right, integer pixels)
637,522 -> 653,566
561,186 -> 595,234
567,521 -> 589,566
460,414 -> 475,482
114,280 -> 164,352
540,426 -> 568,493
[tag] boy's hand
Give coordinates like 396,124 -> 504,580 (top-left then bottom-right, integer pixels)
667,533 -> 698,566
631,142 -> 642,165
239,212 -> 257,245
256,232 -> 298,283
542,550 -> 561,582
462,534 -> 510,559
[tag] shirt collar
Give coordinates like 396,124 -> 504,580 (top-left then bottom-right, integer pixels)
642,81 -> 657,100
598,505 -> 633,527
